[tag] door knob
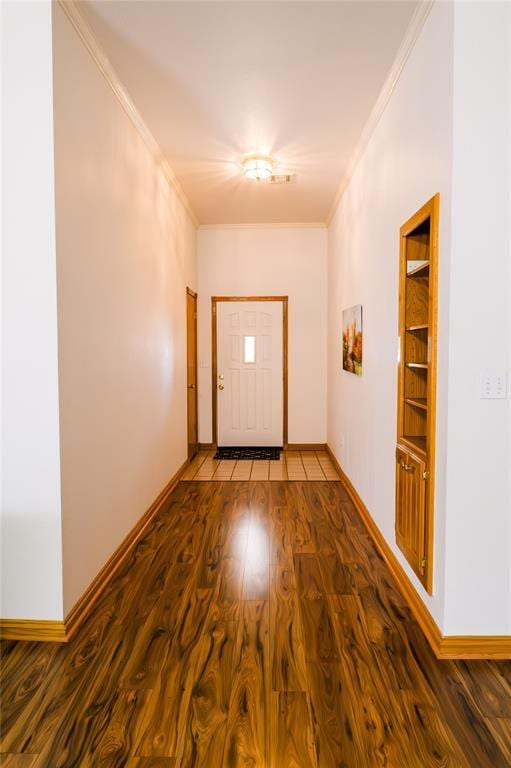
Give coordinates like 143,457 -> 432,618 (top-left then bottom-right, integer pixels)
188,384 -> 196,389
218,384 -> 224,390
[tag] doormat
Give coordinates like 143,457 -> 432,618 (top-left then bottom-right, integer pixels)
214,447 -> 281,461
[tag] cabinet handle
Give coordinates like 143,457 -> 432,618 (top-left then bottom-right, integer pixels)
400,461 -> 414,472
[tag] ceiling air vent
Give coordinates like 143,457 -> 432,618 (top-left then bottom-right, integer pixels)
269,174 -> 295,185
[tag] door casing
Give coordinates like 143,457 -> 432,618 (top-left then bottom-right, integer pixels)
211,296 -> 288,448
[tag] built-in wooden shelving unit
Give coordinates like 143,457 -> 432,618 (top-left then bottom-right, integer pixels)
396,194 -> 439,593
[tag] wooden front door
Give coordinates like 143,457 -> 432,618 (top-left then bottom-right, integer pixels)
186,288 -> 198,459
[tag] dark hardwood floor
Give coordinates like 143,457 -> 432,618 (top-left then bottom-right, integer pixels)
1,481 -> 510,767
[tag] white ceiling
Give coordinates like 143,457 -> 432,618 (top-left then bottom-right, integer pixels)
80,1 -> 419,225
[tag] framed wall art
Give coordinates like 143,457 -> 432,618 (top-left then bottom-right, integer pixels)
342,304 -> 363,376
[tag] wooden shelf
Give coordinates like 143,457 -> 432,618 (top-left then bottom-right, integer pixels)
407,261 -> 430,278
406,323 -> 428,332
406,362 -> 428,369
405,397 -> 427,411
401,435 -> 427,456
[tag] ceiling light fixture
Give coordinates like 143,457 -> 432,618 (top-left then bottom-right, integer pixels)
242,155 -> 273,181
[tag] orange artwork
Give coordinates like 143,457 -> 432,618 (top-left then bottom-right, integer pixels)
342,304 -> 363,375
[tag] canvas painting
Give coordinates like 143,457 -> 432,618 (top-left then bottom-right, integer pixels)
342,304 -> 363,375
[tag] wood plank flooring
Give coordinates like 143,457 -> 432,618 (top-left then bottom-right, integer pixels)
1,481 -> 511,766
181,450 -> 340,481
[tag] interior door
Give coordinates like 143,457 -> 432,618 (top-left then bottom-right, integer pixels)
217,301 -> 283,447
186,289 -> 198,459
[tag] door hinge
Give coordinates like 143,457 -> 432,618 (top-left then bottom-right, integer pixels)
422,470 -> 429,480
420,557 -> 427,574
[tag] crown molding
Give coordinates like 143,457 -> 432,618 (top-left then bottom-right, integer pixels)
326,0 -> 434,226
56,0 -> 199,229
198,222 -> 327,231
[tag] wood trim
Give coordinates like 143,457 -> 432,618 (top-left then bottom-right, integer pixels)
199,442 -> 326,453
287,443 -> 327,451
212,300 -> 218,448
64,458 -> 188,641
437,636 -> 511,660
0,459 -> 189,643
211,296 -> 289,447
56,0 -> 198,228
211,296 -> 288,303
326,1 -> 433,224
0,619 -> 67,643
282,300 -> 288,447
186,288 -> 199,459
326,445 -> 511,660
396,193 -> 439,593
423,194 -> 438,593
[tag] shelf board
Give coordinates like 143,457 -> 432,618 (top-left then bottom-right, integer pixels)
404,397 -> 427,411
406,261 -> 430,278
406,323 -> 429,332
406,362 -> 428,369
401,435 -> 427,456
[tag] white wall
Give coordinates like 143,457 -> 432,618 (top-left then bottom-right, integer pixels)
327,2 -> 454,631
1,2 -> 64,620
443,0 -> 511,635
53,4 -> 197,616
198,226 -> 327,445
327,0 -> 511,636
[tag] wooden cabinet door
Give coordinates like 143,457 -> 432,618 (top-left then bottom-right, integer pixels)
395,445 -> 427,580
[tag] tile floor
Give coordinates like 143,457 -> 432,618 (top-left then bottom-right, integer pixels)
182,449 -> 340,481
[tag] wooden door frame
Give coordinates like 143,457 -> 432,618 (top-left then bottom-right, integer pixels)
186,287 -> 198,459
396,193 -> 439,594
211,296 -> 288,448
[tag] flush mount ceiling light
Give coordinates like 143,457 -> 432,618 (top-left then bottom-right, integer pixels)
242,155 -> 273,181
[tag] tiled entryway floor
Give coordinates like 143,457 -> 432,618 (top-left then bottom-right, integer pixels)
182,449 -> 340,481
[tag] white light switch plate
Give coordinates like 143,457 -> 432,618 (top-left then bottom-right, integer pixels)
480,370 -> 508,399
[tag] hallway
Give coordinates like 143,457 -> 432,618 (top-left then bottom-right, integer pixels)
2,480 -> 510,767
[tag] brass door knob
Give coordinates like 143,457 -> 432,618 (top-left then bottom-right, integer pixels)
218,384 -> 225,390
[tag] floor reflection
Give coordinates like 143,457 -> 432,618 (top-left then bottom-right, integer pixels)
229,512 -> 270,597
244,516 -> 269,583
